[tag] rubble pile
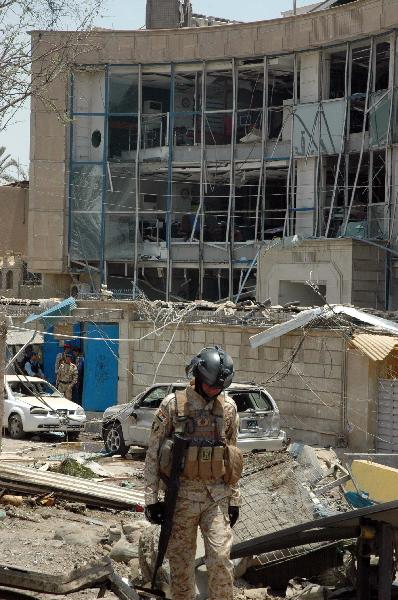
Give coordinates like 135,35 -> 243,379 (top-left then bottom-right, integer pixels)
0,435 -> 394,599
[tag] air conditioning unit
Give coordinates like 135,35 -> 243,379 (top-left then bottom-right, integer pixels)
143,100 -> 162,114
70,283 -> 91,298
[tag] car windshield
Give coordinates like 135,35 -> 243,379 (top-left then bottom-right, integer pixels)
9,381 -> 62,398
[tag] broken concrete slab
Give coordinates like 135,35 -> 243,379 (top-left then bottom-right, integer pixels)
0,556 -> 141,599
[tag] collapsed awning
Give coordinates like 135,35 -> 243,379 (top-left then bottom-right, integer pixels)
349,334 -> 398,362
24,297 -> 77,328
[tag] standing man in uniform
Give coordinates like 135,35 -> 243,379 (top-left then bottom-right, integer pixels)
56,354 -> 78,400
55,343 -> 71,376
144,346 -> 242,600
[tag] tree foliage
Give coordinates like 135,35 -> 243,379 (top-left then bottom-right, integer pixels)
0,146 -> 26,183
0,0 -> 103,131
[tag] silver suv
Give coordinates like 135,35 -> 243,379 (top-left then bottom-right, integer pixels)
102,382 -> 287,455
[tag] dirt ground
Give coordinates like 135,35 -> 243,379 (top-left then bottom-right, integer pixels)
0,432 -> 147,600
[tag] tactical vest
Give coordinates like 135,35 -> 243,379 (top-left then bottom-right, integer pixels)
175,390 -> 226,481
159,389 -> 243,484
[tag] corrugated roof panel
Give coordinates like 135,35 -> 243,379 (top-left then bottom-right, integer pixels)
350,334 -> 398,361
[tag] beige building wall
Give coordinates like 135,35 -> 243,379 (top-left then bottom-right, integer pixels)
127,321 -> 359,448
27,0 -> 398,281
0,186 -> 28,256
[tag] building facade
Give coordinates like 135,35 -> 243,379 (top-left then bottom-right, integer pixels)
28,0 -> 398,304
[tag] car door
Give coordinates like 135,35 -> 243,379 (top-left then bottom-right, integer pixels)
132,385 -> 170,446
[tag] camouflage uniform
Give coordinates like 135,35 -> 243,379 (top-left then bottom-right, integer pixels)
144,384 -> 241,600
56,362 -> 78,400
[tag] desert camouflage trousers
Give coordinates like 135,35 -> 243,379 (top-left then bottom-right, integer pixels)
166,495 -> 234,600
57,382 -> 74,400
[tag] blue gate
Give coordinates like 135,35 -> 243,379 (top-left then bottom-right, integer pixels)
82,323 -> 119,412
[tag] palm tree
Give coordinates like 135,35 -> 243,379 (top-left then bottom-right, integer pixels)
0,146 -> 26,184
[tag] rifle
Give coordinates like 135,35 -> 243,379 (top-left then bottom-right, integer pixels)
151,432 -> 189,591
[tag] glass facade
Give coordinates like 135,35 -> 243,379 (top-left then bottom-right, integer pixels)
68,32 -> 395,300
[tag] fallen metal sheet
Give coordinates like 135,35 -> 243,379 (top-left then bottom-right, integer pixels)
249,307 -> 326,348
249,304 -> 398,348
0,463 -> 144,510
0,557 -> 140,599
231,498 -> 398,559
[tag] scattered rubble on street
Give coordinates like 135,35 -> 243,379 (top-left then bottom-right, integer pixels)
0,433 -> 395,600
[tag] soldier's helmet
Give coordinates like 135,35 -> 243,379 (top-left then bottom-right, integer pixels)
186,346 -> 234,390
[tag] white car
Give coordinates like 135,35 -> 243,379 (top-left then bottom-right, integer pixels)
4,375 -> 87,440
102,382 -> 287,455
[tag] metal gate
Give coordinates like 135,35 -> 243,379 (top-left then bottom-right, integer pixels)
377,379 -> 398,453
82,323 -> 119,412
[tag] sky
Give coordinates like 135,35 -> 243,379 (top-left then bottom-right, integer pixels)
1,0 -> 316,172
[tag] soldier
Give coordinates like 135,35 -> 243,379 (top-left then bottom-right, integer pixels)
55,343 -> 71,375
144,346 -> 242,600
56,354 -> 78,400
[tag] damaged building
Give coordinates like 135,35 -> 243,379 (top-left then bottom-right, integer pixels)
27,0 -> 398,305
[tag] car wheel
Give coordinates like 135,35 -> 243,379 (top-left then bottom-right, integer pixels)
8,414 -> 25,440
66,432 -> 80,441
103,423 -> 129,456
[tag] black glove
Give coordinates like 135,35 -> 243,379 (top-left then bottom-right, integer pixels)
145,501 -> 165,525
228,506 -> 239,528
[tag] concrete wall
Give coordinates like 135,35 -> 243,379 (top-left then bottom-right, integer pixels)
127,321 -> 357,448
345,348 -> 378,451
27,0 -> 398,277
351,242 -> 386,308
257,238 -> 386,309
0,186 -> 28,256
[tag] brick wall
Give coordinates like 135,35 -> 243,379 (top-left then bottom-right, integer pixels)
128,321 -> 347,447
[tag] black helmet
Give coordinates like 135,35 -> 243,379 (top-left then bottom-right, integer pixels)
186,346 -> 234,390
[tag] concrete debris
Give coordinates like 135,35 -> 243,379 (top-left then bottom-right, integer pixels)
54,522 -> 105,547
0,556 -> 140,599
138,524 -> 170,592
110,535 -> 139,564
286,580 -> 328,598
243,588 -> 274,599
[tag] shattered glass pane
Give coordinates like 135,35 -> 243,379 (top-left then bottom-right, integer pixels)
109,67 -> 139,113
369,90 -> 392,147
70,165 -> 103,211
105,163 -> 136,212
293,100 -> 345,157
105,214 -> 136,260
321,100 -> 346,154
70,213 -> 101,261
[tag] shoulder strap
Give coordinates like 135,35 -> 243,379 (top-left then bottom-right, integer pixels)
213,395 -> 225,417
175,390 -> 190,417
214,395 -> 226,442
